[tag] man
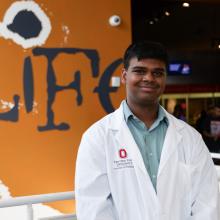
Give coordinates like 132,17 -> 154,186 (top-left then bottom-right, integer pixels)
75,41 -> 219,220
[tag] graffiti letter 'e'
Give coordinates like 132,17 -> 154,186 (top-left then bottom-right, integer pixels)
94,58 -> 122,113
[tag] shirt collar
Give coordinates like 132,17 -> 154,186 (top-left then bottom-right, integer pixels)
123,100 -> 135,122
122,100 -> 168,125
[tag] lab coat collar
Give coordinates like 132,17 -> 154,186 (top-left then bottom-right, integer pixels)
157,111 -> 183,177
109,102 -> 184,132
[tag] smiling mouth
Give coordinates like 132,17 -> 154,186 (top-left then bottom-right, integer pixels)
139,86 -> 158,92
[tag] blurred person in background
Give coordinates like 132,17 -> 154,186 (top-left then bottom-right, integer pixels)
195,109 -> 207,134
173,103 -> 186,121
201,105 -> 220,152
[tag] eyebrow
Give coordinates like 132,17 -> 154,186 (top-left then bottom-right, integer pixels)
152,67 -> 166,72
131,66 -> 147,70
131,66 -> 166,71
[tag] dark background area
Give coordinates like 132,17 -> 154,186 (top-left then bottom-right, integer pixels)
131,0 -> 220,86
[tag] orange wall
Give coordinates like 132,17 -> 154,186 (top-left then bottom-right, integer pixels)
0,0 -> 131,213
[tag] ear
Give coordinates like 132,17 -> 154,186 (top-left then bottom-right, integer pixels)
121,68 -> 127,84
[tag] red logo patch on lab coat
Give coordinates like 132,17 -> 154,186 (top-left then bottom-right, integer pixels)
119,149 -> 127,158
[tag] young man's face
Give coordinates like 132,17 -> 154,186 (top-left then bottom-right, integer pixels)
121,57 -> 167,106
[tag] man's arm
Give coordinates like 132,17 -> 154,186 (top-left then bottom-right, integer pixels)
75,129 -> 117,220
190,137 -> 220,220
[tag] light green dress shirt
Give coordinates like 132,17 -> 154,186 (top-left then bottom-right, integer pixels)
123,100 -> 168,191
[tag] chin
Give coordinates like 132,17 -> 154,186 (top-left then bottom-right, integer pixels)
137,98 -> 159,106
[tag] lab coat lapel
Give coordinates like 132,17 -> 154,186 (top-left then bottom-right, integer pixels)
112,107 -> 148,176
110,105 -> 158,202
158,114 -> 183,177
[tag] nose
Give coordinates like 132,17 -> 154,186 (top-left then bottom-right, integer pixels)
142,72 -> 155,81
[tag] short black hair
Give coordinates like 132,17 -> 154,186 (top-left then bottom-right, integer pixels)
123,41 -> 169,69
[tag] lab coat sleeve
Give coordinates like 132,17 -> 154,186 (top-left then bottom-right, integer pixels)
75,127 -> 117,220
190,136 -> 220,220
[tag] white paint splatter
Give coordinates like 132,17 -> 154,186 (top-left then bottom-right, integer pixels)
0,99 -> 15,110
0,99 -> 24,110
62,25 -> 70,35
0,99 -> 40,114
18,102 -> 24,110
0,1 -> 52,49
61,24 -> 70,45
32,101 -> 38,114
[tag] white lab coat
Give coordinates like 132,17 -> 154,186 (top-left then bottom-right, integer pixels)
75,102 -> 220,220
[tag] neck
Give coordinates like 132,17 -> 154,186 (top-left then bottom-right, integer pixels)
126,100 -> 159,128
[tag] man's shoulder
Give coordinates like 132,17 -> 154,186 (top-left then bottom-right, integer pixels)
83,106 -> 122,136
165,109 -> 201,136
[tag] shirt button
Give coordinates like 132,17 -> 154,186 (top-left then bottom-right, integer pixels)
152,175 -> 156,179
149,153 -> 153,157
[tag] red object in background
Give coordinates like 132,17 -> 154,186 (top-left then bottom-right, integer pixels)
180,103 -> 186,109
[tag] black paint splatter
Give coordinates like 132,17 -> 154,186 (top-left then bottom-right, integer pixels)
7,10 -> 42,39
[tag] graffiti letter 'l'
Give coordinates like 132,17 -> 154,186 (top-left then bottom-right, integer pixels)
23,56 -> 34,113
0,95 -> 19,122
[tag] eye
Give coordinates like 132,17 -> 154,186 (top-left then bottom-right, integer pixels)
133,69 -> 145,75
152,70 -> 166,77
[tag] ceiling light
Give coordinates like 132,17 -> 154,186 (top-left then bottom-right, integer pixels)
182,2 -> 190,7
165,11 -> 170,16
149,20 -> 154,25
218,44 -> 220,49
